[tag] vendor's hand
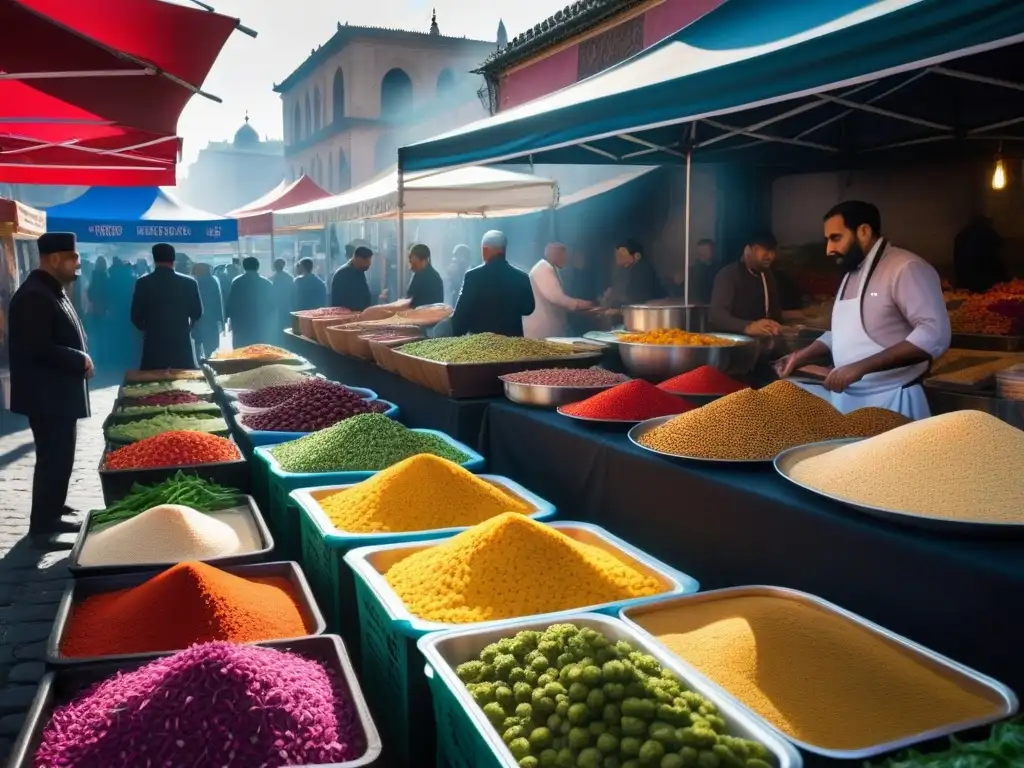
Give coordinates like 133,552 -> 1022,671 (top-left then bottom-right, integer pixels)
823,362 -> 866,393
773,352 -> 801,379
575,300 -> 596,311
378,289 -> 389,302
744,319 -> 782,337
83,354 -> 95,380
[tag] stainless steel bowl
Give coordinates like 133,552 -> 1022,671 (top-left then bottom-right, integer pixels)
622,302 -> 708,332
500,377 -> 625,408
615,333 -> 758,379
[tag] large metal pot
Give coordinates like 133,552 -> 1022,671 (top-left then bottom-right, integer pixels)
616,333 -> 758,379
622,302 -> 708,333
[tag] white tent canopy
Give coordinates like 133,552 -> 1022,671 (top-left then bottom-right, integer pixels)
273,166 -> 559,232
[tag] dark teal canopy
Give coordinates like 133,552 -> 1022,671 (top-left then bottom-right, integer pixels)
400,0 -> 1024,172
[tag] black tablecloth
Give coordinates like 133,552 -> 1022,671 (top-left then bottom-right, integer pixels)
282,331 -> 495,448
483,401 -> 1024,699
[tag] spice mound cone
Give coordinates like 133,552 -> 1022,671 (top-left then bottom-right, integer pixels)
658,365 -> 746,395
319,454 -> 534,534
384,513 -> 662,623
60,562 -> 311,658
789,410 -> 1024,522
561,379 -> 694,421
36,642 -> 366,767
842,406 -> 910,437
77,504 -> 242,566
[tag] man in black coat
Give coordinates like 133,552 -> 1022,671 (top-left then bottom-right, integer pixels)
8,232 -> 93,543
330,246 -> 373,311
226,256 -> 275,348
130,243 -> 203,369
406,243 -> 445,308
452,230 -> 535,336
293,256 -> 327,311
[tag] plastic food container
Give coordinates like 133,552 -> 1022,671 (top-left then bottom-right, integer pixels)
7,635 -> 382,768
342,522 -> 699,766
238,400 -> 401,448
68,495 -> 273,577
47,560 -> 325,665
419,613 -> 801,768
254,432 -> 484,560
291,476 -> 556,639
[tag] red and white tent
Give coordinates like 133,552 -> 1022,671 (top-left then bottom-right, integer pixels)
229,175 -> 331,237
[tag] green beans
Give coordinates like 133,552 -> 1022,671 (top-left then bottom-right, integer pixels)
118,402 -> 221,416
269,412 -> 469,474
90,472 -> 240,529
400,333 -> 575,364
106,414 -> 228,443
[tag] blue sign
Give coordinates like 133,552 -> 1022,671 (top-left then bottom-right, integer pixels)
53,218 -> 238,244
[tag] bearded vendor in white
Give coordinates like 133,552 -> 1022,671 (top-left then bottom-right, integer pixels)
776,200 -> 950,419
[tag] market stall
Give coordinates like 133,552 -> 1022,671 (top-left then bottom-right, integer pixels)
45,186 -> 238,244
229,174 -> 330,262
0,197 -> 45,411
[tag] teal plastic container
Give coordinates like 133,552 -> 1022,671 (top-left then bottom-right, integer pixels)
291,475 -> 556,643
343,523 -> 699,768
255,431 -> 485,561
241,400 -> 400,447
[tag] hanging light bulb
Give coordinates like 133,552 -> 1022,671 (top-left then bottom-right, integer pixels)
991,156 -> 1007,191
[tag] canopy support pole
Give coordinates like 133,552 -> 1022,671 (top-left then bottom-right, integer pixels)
683,147 -> 692,309
397,172 -> 406,300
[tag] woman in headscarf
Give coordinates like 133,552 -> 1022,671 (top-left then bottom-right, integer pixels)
191,262 -> 224,359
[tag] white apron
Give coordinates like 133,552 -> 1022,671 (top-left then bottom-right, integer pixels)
798,240 -> 931,420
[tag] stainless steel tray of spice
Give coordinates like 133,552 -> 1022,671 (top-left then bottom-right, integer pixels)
619,586 -> 1018,760
584,330 -> 758,379
500,377 -> 625,408
774,439 -> 1024,535
68,496 -> 274,577
418,612 -> 802,768
203,355 -> 311,375
47,560 -> 326,666
556,405 -> 641,424
7,634 -> 383,768
628,414 -> 771,463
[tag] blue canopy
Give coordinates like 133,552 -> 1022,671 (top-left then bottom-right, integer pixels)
46,187 -> 238,243
400,0 -> 1024,172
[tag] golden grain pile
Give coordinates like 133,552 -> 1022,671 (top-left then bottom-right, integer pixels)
638,381 -> 910,460
788,410 -> 1024,522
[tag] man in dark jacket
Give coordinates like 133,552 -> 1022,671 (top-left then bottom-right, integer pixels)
452,230 -> 534,336
330,246 -> 373,311
293,257 -> 327,311
226,256 -> 275,348
406,243 -> 445,308
191,262 -> 224,359
604,238 -> 665,308
130,243 -> 203,369
8,232 -> 92,542
270,257 -> 294,340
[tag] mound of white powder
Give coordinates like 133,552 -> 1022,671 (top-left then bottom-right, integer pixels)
78,505 -> 244,566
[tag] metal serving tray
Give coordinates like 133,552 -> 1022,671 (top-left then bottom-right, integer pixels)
343,522 -> 698,636
556,406 -> 642,425
419,612 -> 801,768
620,586 -> 1018,760
775,439 -> 1024,535
628,414 -> 771,464
47,560 -> 326,665
584,331 -> 758,379
500,376 -> 626,408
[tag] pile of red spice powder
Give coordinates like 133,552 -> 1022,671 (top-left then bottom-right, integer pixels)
659,365 -> 747,395
35,642 -> 367,767
60,561 -> 311,658
560,379 -> 695,421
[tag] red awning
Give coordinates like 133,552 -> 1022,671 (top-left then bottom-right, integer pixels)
229,175 -> 331,236
0,0 -> 240,135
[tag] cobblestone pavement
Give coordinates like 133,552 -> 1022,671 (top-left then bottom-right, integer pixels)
0,370 -> 121,762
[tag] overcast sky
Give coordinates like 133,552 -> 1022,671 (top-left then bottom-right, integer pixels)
174,0 -> 568,168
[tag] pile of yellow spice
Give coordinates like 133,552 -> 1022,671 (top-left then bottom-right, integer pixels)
315,454 -> 534,534
619,328 -> 736,346
383,514 -> 663,623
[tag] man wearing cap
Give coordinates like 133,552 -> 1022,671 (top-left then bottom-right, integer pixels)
130,243 -> 204,369
709,232 -> 784,337
452,230 -> 535,336
8,232 -> 92,542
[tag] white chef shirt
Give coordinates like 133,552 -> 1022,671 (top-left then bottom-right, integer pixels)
817,241 -> 951,360
523,259 -> 581,339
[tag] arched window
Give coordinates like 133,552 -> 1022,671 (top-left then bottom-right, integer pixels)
332,68 -> 345,123
328,152 -> 334,192
380,68 -> 413,119
313,87 -> 322,133
374,133 -> 397,173
436,68 -> 456,96
292,104 -> 302,141
304,93 -> 312,137
338,151 -> 351,192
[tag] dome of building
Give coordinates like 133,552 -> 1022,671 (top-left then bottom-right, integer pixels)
234,114 -> 259,147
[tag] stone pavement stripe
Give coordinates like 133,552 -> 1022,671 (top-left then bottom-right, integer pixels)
0,372 -> 120,764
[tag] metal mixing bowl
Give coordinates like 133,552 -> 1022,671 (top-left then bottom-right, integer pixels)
500,376 -> 627,408
621,302 -> 708,332
616,333 -> 758,379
